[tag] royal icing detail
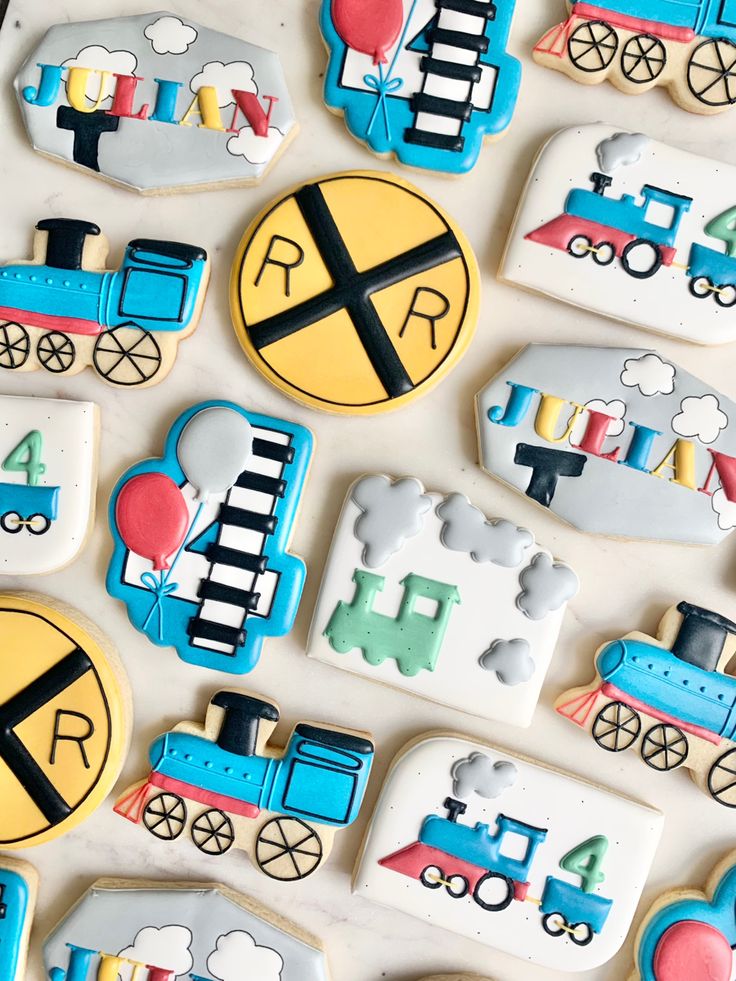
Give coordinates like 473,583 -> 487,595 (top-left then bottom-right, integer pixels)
308,474 -> 578,725
230,170 -> 479,415
533,2 -> 736,116
0,858 -> 37,981
0,396 -> 97,574
354,733 -> 662,971
115,688 -> 374,881
0,218 -> 209,387
557,601 -> 736,808
0,593 -> 130,848
475,344 -> 736,544
501,124 -> 736,344
632,851 -> 736,981
14,11 -> 297,193
45,878 -> 330,981
320,0 -> 520,174
107,401 -> 312,674
419,977 -> 496,981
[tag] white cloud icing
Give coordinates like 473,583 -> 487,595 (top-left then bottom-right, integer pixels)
190,60 -> 257,108
672,394 -> 728,444
712,487 -> 736,530
227,125 -> 284,165
144,16 -> 198,55
119,925 -> 193,976
620,353 -> 676,397
207,931 -> 283,981
62,45 -> 137,103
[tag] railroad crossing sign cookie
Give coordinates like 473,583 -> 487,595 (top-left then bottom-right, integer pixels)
230,171 -> 479,414
0,593 -> 131,848
0,858 -> 37,981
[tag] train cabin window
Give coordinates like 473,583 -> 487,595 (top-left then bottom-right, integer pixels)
295,740 -> 363,771
129,248 -> 190,269
499,830 -> 534,863
119,270 -> 186,322
413,594 -> 441,619
644,200 -> 677,230
721,0 -> 736,27
282,761 -> 355,824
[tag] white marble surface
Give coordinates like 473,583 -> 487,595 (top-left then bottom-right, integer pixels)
3,1 -> 736,980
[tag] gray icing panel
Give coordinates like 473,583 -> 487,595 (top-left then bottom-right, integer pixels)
451,753 -> 517,799
479,638 -> 535,685
352,474 -> 432,568
437,493 -> 533,567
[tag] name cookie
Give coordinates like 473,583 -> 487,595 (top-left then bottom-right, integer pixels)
321,0 -> 520,174
115,687 -> 374,882
558,601 -> 736,808
631,851 -> 736,981
502,125 -> 736,344
230,171 -> 479,415
0,218 -> 209,387
0,858 -> 37,981
45,877 -> 330,981
0,396 -> 97,574
15,11 -> 297,193
308,474 -> 578,725
354,732 -> 662,971
107,401 -> 312,674
533,2 -> 736,116
476,344 -> 736,544
0,593 -> 131,847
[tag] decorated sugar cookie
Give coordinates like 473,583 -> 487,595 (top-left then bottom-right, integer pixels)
0,593 -> 131,848
631,851 -> 736,981
230,171 -> 479,415
0,218 -> 209,387
0,858 -> 37,981
115,688 -> 374,881
557,601 -> 736,808
308,474 -> 578,725
14,12 -> 297,193
501,124 -> 736,344
45,878 -> 331,981
320,0 -> 521,174
420,977 -> 495,981
354,733 -> 662,971
476,344 -> 736,544
0,396 -> 97,574
107,401 -> 312,674
533,2 -> 736,116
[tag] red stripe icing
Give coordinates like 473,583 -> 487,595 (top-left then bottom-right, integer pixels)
602,683 -> 721,745
0,305 -> 102,336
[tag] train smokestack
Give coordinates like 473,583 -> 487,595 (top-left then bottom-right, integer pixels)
443,797 -> 467,823
671,602 -> 736,673
36,218 -> 100,271
590,172 -> 613,196
211,691 -> 279,757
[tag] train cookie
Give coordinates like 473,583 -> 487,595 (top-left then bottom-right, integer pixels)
533,1 -> 736,116
476,344 -> 736,544
0,396 -> 98,574
501,125 -> 736,345
320,0 -> 520,174
353,732 -> 662,971
631,851 -> 736,981
557,602 -> 736,808
419,977 -> 495,981
115,687 -> 374,881
230,171 -> 479,415
0,218 -> 209,387
14,11 -> 297,193
45,877 -> 331,980
107,401 -> 312,674
0,858 -> 37,981
0,593 -> 131,848
308,474 -> 578,725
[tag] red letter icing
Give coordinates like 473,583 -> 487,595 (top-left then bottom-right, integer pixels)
572,410 -> 621,461
107,74 -> 149,119
652,920 -> 732,981
700,449 -> 736,501
227,92 -> 277,135
146,969 -> 175,981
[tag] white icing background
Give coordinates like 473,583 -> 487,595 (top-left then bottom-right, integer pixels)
2,1 -> 736,979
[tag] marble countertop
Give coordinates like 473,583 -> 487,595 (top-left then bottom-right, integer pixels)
3,1 -> 736,979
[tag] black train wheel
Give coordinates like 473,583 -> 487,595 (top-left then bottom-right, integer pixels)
592,701 -> 641,752
37,331 -> 75,373
191,808 -> 234,855
93,324 -> 162,386
142,792 -> 187,840
26,514 -> 51,536
621,34 -> 666,84
708,748 -> 736,807
567,20 -> 618,73
473,871 -> 513,911
255,816 -> 323,880
641,724 -> 688,771
688,38 -> 736,107
0,322 -> 30,369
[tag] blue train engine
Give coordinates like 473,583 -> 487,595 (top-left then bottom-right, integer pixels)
558,602 -> 736,806
379,797 -> 613,945
0,218 -> 208,386
534,0 -> 736,113
115,690 -> 375,880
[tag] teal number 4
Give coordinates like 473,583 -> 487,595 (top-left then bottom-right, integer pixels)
560,835 -> 609,893
706,205 -> 736,259
2,430 -> 46,486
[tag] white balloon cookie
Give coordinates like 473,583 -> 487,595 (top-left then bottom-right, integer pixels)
308,474 -> 578,726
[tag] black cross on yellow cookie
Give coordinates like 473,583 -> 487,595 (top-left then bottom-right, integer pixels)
230,172 -> 480,414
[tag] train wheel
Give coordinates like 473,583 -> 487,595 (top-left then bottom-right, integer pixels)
37,331 -> 75,373
567,21 -> 618,73
621,239 -> 663,279
473,872 -> 513,912
542,912 -> 567,937
255,817 -> 323,881
571,922 -> 594,946
707,749 -> 736,807
592,242 -> 615,266
592,701 -> 641,752
715,284 -> 736,307
567,235 -> 592,258
690,275 -> 713,299
688,39 -> 736,108
641,724 -> 688,771
446,874 -> 469,899
0,512 -> 23,534
93,324 -> 162,387
191,808 -> 234,855
142,792 -> 187,840
420,864 -> 444,890
621,34 -> 666,84
26,514 -> 51,536
0,322 -> 30,369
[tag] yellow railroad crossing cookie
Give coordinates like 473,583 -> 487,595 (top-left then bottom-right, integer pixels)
230,171 -> 480,415
0,593 -> 131,848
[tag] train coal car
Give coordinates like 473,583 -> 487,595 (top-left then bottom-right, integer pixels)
0,480 -> 58,535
